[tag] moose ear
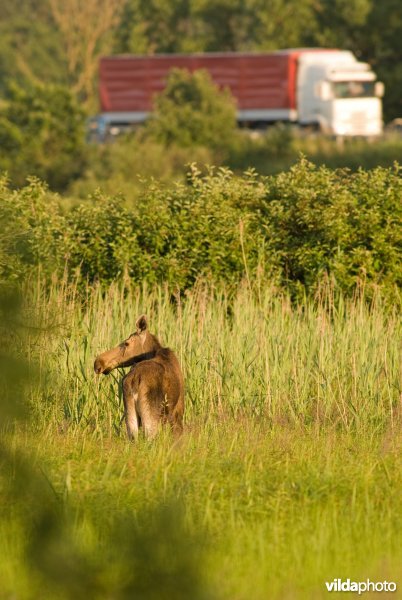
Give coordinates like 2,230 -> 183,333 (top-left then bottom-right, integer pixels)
136,314 -> 148,333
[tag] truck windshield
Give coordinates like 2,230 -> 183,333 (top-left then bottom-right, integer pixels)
332,81 -> 376,99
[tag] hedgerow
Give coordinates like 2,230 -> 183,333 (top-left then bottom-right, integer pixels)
1,159 -> 401,300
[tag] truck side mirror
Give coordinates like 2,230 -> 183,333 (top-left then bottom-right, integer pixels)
375,82 -> 385,98
315,81 -> 332,101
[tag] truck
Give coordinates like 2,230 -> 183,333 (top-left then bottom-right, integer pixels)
93,49 -> 384,140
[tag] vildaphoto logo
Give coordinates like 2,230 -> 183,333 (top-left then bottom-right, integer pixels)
325,579 -> 397,594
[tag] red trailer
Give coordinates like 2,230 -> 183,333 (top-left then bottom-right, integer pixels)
99,51 -> 300,126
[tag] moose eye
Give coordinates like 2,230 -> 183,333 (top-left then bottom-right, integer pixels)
124,341 -> 130,347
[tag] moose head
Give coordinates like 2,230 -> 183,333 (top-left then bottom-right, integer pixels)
94,315 -> 160,375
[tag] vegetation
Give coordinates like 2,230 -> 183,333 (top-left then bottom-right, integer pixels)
0,83 -> 86,190
1,160 -> 401,302
1,278 -> 401,599
144,68 -> 237,150
227,127 -> 402,174
1,147 -> 400,599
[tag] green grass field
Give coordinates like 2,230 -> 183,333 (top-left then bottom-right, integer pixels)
1,279 -> 401,599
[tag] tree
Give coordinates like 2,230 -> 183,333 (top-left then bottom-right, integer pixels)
361,0 -> 402,120
0,0 -> 67,97
114,0 -> 318,54
144,68 -> 237,150
309,0 -> 372,50
114,0 -> 204,54
193,0 -> 318,51
49,0 -> 125,108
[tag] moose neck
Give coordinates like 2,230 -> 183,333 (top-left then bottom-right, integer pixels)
132,350 -> 158,364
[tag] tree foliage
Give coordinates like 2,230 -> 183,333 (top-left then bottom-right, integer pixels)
115,0 -> 318,53
49,0 -> 125,108
0,0 -> 67,97
144,68 -> 237,149
0,83 -> 86,190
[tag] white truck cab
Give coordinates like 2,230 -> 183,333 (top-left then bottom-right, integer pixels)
297,50 -> 383,136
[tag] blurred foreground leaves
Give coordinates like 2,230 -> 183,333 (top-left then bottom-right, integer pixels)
0,285 -> 211,600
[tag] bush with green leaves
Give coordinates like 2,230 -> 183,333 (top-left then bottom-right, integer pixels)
1,160 -> 401,301
0,176 -> 64,282
0,83 -> 86,190
69,135 -> 214,199
244,160 -> 402,298
144,68 -> 237,151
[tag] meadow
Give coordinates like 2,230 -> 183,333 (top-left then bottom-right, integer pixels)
1,2 -> 402,596
1,278 -> 401,599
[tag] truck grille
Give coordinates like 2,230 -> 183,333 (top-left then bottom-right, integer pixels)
351,111 -> 368,134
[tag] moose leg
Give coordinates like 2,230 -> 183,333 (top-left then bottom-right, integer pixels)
123,375 -> 139,440
125,394 -> 139,440
138,392 -> 160,440
142,408 -> 160,439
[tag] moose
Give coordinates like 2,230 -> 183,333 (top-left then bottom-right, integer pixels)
94,315 -> 184,440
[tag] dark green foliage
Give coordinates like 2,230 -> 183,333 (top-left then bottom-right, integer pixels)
0,0 -> 67,97
1,160 -> 400,301
245,160 -> 402,297
114,0 -> 319,54
0,176 -> 63,282
364,0 -> 402,121
0,83 -> 87,190
144,68 -> 237,150
23,501 -> 209,600
114,0 -> 200,54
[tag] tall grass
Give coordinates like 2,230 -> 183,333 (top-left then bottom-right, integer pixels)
1,277 -> 401,599
28,277 -> 401,434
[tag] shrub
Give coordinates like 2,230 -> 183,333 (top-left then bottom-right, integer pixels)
143,68 -> 237,151
0,176 -> 64,282
245,159 -> 402,299
1,160 -> 401,302
69,135 -> 214,200
0,83 -> 86,191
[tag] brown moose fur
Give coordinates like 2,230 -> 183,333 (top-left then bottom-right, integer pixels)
94,315 -> 184,440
